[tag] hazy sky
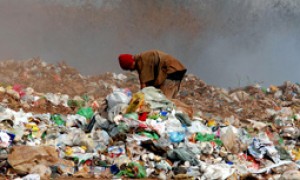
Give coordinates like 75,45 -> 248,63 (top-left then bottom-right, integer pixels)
0,0 -> 300,88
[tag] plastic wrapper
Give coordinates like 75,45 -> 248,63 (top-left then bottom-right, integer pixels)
108,145 -> 126,158
195,133 -> 222,146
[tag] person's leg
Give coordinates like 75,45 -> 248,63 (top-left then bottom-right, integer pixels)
172,80 -> 181,98
160,79 -> 180,99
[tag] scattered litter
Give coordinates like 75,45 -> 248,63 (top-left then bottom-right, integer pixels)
0,59 -> 298,179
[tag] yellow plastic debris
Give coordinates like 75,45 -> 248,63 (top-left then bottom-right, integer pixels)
292,149 -> 300,161
207,119 -> 216,127
65,147 -> 73,156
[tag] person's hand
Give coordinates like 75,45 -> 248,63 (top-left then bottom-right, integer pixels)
140,83 -> 146,89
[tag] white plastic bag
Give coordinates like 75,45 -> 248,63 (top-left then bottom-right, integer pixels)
22,174 -> 41,180
0,131 -> 11,147
187,121 -> 212,134
106,88 -> 131,110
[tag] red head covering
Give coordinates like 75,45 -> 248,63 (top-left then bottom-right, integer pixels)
118,54 -> 134,70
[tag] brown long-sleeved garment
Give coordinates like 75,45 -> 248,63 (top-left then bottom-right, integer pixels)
134,50 -> 186,88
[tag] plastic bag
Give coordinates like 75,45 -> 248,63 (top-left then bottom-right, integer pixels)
22,174 -> 41,180
108,103 -> 128,122
169,132 -> 185,143
175,113 -> 192,126
51,114 -> 66,126
200,162 -> 235,179
123,113 -> 139,120
92,113 -> 110,130
126,92 -> 145,113
76,107 -> 94,120
220,126 -> 242,154
66,114 -> 87,128
45,93 -> 64,106
138,131 -> 160,140
106,88 -> 131,110
167,147 -> 199,166
12,84 -> 26,98
84,114 -> 96,133
154,136 -> 171,149
0,131 -> 11,147
247,138 -> 280,163
117,162 -> 146,178
117,122 -> 129,133
187,121 -> 212,134
141,87 -> 173,110
146,119 -> 166,135
165,118 -> 185,133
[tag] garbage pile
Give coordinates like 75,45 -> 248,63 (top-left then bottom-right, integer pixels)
0,59 -> 299,179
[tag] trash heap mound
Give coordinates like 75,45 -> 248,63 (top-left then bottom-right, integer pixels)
0,59 -> 299,180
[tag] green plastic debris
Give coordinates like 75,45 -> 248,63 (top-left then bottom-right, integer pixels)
27,134 -> 33,140
117,162 -> 146,178
118,122 -> 129,133
76,107 -> 94,120
261,87 -> 268,94
123,113 -> 139,120
195,133 -> 223,146
275,145 -> 292,160
41,132 -> 47,139
148,114 -> 159,120
82,94 -> 89,102
51,114 -> 65,126
278,137 -> 284,145
138,131 -> 160,140
292,114 -> 298,120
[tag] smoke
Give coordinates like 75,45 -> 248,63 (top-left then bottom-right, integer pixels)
0,0 -> 299,88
